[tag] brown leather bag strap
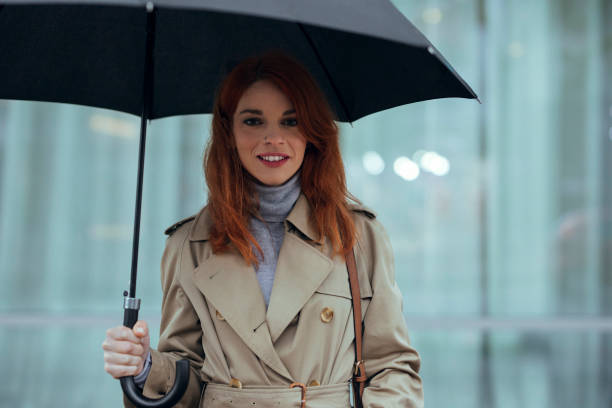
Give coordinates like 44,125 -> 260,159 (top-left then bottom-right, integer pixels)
346,249 -> 365,408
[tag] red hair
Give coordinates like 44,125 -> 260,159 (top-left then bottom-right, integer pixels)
204,51 -> 357,265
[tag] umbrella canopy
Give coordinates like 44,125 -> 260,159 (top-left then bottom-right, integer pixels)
0,0 -> 477,122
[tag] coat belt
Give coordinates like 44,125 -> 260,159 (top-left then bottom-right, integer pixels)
201,382 -> 351,408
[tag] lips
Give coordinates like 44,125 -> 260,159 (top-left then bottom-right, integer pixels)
257,153 -> 290,168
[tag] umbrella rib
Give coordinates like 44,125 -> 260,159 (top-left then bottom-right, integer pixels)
297,23 -> 352,124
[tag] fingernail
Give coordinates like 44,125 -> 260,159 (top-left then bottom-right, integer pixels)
135,327 -> 144,335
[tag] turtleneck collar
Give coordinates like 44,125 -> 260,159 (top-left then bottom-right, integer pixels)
253,170 -> 301,222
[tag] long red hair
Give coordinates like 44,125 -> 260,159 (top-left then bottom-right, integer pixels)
204,51 -> 357,265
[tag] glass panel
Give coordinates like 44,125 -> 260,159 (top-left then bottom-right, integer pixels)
410,331 -> 612,408
0,105 -> 209,315
0,327 -> 124,407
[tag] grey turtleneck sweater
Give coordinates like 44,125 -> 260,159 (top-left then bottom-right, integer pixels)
250,171 -> 301,306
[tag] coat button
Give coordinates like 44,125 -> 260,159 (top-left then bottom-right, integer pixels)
229,378 -> 242,389
216,310 -> 225,321
320,307 -> 334,323
308,380 -> 320,387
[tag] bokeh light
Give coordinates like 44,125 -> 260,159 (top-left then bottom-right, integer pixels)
362,151 -> 385,175
393,156 -> 420,181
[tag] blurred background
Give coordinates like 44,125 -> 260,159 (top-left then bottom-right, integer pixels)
1,0 -> 611,406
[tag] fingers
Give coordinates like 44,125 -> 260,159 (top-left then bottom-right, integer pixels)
104,350 -> 144,367
104,362 -> 143,379
133,320 -> 149,339
106,325 -> 140,343
102,338 -> 145,356
103,324 -> 151,379
102,341 -> 146,379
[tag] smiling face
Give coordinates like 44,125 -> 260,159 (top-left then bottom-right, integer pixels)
232,80 -> 307,186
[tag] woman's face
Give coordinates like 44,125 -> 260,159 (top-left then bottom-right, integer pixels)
232,80 -> 306,186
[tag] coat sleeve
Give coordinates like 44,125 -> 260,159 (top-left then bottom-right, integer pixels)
358,216 -> 424,408
123,223 -> 204,407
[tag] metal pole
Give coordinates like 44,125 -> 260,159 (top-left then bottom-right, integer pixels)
128,1 -> 156,300
476,1 -> 493,407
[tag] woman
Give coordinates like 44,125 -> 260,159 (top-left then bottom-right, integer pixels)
103,52 -> 423,407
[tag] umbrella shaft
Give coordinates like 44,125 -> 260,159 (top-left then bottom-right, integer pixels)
129,116 -> 148,298
128,7 -> 156,299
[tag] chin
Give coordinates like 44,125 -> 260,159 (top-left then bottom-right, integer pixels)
261,178 -> 285,186
258,174 -> 291,186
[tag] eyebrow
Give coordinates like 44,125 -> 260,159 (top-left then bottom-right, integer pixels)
238,109 -> 295,116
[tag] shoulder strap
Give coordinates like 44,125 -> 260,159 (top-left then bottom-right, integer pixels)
346,249 -> 365,407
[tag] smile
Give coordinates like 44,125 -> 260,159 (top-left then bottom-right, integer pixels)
257,154 -> 289,167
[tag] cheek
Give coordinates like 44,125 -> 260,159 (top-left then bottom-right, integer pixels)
232,132 -> 252,169
233,129 -> 256,153
294,136 -> 307,161
287,127 -> 305,146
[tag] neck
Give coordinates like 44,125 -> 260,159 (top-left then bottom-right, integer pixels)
253,171 -> 301,222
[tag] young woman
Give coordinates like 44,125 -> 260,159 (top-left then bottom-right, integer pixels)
103,52 -> 423,407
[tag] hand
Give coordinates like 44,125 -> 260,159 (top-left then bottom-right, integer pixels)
102,320 -> 150,379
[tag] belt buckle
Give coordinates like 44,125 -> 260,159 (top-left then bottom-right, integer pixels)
290,382 -> 306,408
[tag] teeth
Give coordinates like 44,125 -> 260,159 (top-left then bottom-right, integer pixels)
260,155 -> 287,162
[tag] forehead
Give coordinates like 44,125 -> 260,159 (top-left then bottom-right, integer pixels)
236,80 -> 293,111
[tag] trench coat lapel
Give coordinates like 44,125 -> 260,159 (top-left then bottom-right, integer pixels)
187,195 -> 333,378
189,210 -> 293,382
266,195 -> 334,343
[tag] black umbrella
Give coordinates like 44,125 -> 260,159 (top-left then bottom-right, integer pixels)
0,1 -> 478,406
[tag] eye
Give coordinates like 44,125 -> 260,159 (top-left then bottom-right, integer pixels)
281,117 -> 298,127
243,117 -> 263,126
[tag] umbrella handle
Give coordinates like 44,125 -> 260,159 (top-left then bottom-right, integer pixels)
120,360 -> 190,408
120,295 -> 190,407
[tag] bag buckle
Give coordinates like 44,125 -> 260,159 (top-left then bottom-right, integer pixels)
354,360 -> 365,376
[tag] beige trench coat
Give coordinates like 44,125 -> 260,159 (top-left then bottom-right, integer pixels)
127,194 -> 423,407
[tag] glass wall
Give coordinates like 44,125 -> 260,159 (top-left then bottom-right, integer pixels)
1,0 -> 610,406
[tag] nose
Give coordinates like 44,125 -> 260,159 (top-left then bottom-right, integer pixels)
264,126 -> 286,144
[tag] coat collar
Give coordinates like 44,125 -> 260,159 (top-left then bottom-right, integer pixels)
285,193 -> 319,243
187,204 -> 213,241
184,193 -> 375,242
188,193 -> 319,243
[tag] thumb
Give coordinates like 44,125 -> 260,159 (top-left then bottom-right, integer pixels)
133,320 -> 149,339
